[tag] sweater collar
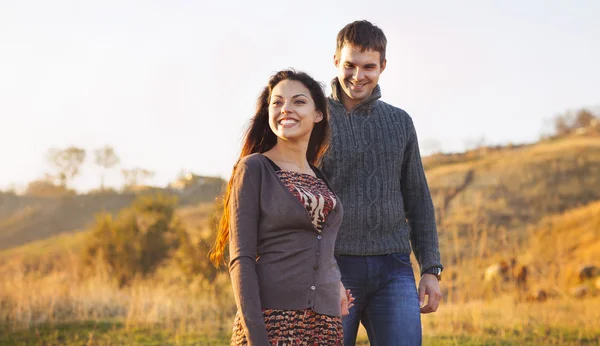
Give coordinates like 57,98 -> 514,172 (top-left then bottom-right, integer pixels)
330,77 -> 382,111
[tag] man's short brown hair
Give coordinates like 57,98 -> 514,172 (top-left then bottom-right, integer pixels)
336,20 -> 387,64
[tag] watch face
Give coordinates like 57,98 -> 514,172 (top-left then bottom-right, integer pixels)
426,267 -> 442,281
423,267 -> 442,280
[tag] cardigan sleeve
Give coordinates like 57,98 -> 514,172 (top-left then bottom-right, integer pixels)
228,157 -> 270,345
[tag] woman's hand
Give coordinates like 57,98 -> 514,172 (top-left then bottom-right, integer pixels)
340,282 -> 355,316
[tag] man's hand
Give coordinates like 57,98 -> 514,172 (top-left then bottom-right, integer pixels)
418,274 -> 442,314
340,282 -> 355,316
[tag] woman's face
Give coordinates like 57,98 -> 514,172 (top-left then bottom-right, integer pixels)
268,79 -> 323,143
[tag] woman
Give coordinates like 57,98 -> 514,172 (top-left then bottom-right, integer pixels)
210,70 -> 353,346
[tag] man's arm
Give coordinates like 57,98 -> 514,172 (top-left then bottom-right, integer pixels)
400,115 -> 442,272
400,115 -> 443,313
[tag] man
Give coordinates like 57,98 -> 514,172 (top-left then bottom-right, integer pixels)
321,20 -> 443,346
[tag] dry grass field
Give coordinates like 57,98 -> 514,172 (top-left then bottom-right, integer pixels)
1,134 -> 600,345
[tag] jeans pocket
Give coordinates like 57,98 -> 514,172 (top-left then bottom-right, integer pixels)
389,252 -> 412,267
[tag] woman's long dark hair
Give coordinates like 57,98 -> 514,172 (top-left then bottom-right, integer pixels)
210,69 -> 330,266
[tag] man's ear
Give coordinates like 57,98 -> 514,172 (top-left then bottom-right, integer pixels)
380,59 -> 387,73
333,54 -> 339,68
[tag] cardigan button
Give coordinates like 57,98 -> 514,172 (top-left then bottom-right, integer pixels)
317,235 -> 322,240
311,286 -> 316,290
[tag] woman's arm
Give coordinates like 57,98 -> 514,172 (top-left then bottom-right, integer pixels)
229,159 -> 270,345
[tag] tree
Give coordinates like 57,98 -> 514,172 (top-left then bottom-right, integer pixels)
82,193 -> 182,286
553,108 -> 599,136
174,198 -> 223,282
554,115 -> 571,136
573,109 -> 595,129
24,174 -> 72,197
47,146 -> 86,189
122,168 -> 155,191
94,146 -> 120,192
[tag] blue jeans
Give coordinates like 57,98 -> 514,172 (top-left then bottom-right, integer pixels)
336,253 -> 422,346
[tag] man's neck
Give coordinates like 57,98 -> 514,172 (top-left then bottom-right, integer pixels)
341,93 -> 360,113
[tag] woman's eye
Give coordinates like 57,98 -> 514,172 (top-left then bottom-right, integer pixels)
272,101 -> 282,106
295,100 -> 306,105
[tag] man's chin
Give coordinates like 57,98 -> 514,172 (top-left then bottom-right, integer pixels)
348,90 -> 368,101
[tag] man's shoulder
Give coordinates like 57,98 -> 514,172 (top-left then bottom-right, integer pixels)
373,100 -> 415,127
375,100 -> 410,117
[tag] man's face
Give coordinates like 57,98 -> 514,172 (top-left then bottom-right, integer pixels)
334,44 -> 386,109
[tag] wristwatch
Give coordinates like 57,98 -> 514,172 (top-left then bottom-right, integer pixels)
422,266 -> 443,281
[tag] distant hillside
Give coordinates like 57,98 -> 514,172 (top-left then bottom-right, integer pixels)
0,176 -> 225,250
0,200 -> 217,273
2,135 -> 599,267
425,136 -> 600,262
0,192 -> 136,250
526,200 -> 600,274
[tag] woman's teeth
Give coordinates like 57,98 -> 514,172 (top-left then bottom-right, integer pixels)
279,119 -> 298,125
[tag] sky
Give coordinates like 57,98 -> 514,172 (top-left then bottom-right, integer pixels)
1,0 -> 599,193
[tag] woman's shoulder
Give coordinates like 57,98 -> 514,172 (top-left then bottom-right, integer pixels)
237,153 -> 266,168
233,153 -> 270,179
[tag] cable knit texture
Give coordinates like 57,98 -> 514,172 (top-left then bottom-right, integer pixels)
321,78 -> 442,273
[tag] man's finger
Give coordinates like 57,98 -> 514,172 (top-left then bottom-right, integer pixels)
420,288 -> 442,314
418,285 -> 426,307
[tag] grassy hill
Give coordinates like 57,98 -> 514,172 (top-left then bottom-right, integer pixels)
426,136 -> 600,262
3,134 -> 599,287
524,200 -> 600,289
0,177 -> 225,251
2,135 -> 600,272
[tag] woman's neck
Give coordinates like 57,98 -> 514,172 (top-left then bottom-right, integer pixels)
263,140 -> 313,175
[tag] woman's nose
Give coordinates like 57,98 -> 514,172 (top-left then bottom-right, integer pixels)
281,102 -> 292,114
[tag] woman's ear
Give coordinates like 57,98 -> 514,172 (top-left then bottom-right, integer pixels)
315,111 -> 324,123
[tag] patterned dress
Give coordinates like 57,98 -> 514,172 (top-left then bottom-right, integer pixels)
231,164 -> 343,346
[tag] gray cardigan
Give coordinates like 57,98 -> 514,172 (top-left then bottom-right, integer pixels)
321,78 -> 442,273
229,153 -> 344,346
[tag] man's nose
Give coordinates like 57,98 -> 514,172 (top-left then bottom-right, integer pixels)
353,68 -> 364,80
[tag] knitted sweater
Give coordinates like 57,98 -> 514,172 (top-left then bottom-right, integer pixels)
321,78 -> 442,273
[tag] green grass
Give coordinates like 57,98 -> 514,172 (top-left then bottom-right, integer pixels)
421,332 -> 600,346
1,322 -> 598,346
0,321 -> 229,346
